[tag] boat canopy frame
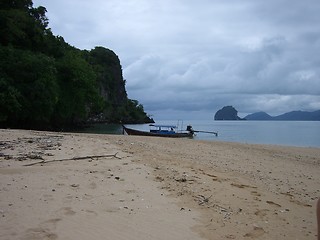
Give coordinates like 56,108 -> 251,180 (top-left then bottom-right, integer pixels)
149,124 -> 176,134
149,124 -> 177,129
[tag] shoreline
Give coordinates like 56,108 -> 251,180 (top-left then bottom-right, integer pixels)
1,129 -> 319,239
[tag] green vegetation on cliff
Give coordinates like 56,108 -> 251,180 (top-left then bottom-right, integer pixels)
0,0 -> 153,129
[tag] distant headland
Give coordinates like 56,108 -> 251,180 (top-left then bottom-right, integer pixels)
245,110 -> 320,121
215,106 -> 320,121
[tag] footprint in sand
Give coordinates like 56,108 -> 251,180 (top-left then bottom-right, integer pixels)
60,207 -> 76,216
24,228 -> 58,240
43,218 -> 62,225
244,225 -> 265,238
254,209 -> 269,218
24,219 -> 61,240
85,209 -> 98,216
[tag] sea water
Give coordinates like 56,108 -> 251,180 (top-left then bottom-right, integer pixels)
156,120 -> 320,148
79,121 -> 320,148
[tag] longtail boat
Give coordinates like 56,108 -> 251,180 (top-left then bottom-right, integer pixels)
122,124 -> 194,138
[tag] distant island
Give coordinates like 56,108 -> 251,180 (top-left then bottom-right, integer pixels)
215,106 -> 320,121
214,106 -> 245,120
245,110 -> 320,121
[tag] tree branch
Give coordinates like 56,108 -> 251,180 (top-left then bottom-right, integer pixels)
23,152 -> 120,166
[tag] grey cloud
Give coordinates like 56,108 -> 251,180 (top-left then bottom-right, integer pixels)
33,0 -> 320,119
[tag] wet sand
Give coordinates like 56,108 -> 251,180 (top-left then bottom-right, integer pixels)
0,129 -> 319,239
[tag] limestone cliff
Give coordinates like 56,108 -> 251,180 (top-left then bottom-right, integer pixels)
214,106 -> 245,120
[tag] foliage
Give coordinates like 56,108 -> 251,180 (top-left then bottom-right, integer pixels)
120,99 -> 154,123
52,49 -> 103,126
0,0 -> 152,129
0,46 -> 58,128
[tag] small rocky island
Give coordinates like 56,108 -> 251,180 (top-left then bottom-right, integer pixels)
214,106 -> 245,120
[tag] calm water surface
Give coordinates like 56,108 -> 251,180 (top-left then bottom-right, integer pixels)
188,120 -> 320,148
126,120 -> 320,147
79,121 -> 320,148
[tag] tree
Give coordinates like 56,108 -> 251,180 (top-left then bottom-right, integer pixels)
0,0 -> 49,50
0,46 -> 58,128
53,49 -> 103,126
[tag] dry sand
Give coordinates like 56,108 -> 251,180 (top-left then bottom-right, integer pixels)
0,129 -> 319,239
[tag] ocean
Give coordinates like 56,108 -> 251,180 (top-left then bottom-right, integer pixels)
79,120 -> 320,148
183,120 -> 320,148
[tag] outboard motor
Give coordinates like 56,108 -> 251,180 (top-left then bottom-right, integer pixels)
186,125 -> 194,132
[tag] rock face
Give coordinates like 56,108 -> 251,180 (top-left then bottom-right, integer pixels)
214,106 -> 244,120
89,47 -> 127,107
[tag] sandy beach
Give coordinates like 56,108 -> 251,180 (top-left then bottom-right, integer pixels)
0,129 -> 319,240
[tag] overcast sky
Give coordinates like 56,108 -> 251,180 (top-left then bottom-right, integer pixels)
33,0 -> 320,120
